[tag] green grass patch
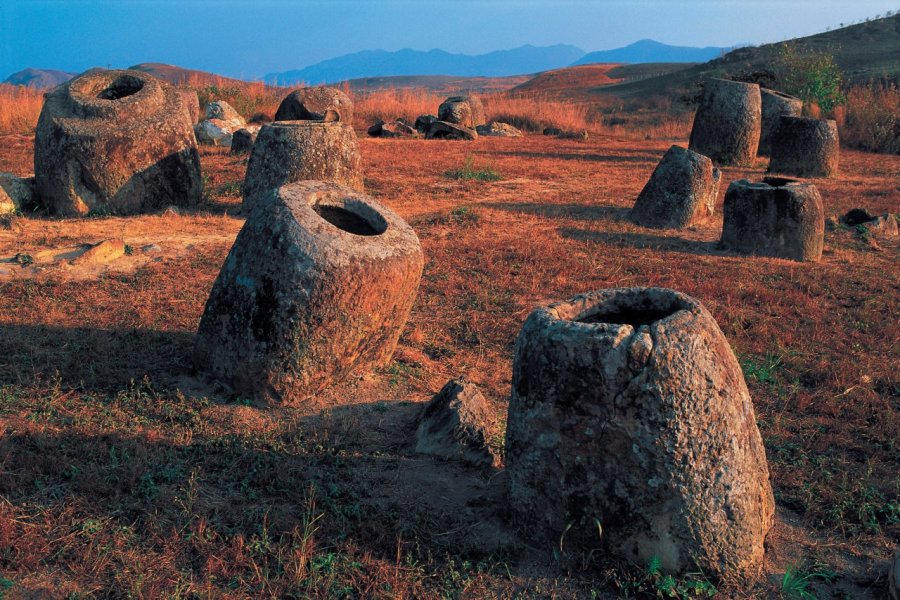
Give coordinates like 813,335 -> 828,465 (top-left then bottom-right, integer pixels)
444,156 -> 502,182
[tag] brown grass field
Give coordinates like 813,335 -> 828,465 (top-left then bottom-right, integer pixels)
0,107 -> 898,598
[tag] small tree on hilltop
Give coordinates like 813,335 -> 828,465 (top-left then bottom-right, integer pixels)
774,43 -> 845,113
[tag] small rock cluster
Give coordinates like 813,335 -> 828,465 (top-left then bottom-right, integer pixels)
195,100 -> 250,147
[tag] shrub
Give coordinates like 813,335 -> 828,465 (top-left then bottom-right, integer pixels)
774,43 -> 845,112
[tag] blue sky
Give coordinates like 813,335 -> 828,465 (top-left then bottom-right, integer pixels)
1,0 -> 896,79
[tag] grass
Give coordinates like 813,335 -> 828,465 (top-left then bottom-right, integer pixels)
0,120 -> 897,597
444,156 -> 502,182
0,84 -> 43,135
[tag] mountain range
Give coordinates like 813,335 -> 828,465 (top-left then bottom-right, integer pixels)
572,39 -> 729,66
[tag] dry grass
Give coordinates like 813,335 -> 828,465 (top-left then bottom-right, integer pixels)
0,85 -> 44,135
837,83 -> 900,154
0,130 -> 897,597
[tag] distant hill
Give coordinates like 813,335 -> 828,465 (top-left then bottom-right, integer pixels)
510,63 -> 693,100
596,13 -> 900,98
3,68 -> 75,89
128,63 -> 249,87
264,44 -> 586,85
344,74 -> 530,95
573,39 -> 730,65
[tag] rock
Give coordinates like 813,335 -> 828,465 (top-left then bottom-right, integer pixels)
688,78 -> 762,166
71,238 -> 126,265
720,177 -> 824,262
415,379 -> 498,468
629,145 -> 721,229
177,88 -> 201,125
861,214 -> 898,238
205,100 -> 243,123
242,121 -> 363,211
414,114 -> 438,134
438,96 -> 486,129
425,121 -> 478,141
230,128 -> 257,154
141,243 -> 162,253
767,116 -> 839,178
0,173 -> 33,214
889,550 -> 900,600
505,287 -> 774,578
558,129 -> 589,140
841,208 -> 874,226
194,180 -> 424,404
476,121 -> 523,137
758,88 -> 802,156
274,87 -> 354,123
368,119 -> 418,138
195,118 -> 237,147
34,69 -> 202,216
543,127 -> 562,136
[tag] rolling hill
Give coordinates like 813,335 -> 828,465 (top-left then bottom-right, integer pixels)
3,68 -> 75,88
264,44 -> 586,85
573,39 -> 730,65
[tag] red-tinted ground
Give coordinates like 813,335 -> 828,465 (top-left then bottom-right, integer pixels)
0,131 -> 897,598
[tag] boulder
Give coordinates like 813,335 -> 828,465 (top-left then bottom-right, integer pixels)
34,69 -> 202,216
206,100 -> 243,123
177,88 -> 201,125
841,207 -> 874,226
195,119 -> 238,147
476,121 -> 523,137
767,117 -> 839,178
274,87 -> 354,123
629,145 -> 721,229
230,128 -> 257,154
414,114 -> 438,134
368,119 -> 418,138
0,173 -> 34,214
71,238 -> 126,265
415,379 -> 498,468
194,180 -> 424,404
426,121 -> 478,141
720,177 -> 824,262
758,88 -> 802,156
438,96 -> 486,129
505,287 -> 774,578
688,78 -> 762,166
242,121 -> 363,211
860,214 -> 898,238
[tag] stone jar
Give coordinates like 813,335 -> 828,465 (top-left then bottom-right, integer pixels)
34,69 -> 202,216
195,181 -> 424,405
758,89 -> 802,156
629,145 -> 721,229
438,96 -> 486,129
720,177 -> 824,261
506,287 -> 774,579
275,87 -> 354,124
688,78 -> 761,166
767,117 -> 839,178
242,121 -> 363,211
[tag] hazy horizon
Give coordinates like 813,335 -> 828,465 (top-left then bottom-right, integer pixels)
2,0 -> 897,80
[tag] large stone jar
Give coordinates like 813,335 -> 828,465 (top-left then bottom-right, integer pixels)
242,121 -> 363,211
506,287 -> 774,578
195,181 -> 424,405
34,69 -> 202,216
274,87 -> 354,124
438,96 -> 486,129
758,88 -> 802,156
688,78 -> 761,167
720,177 -> 824,262
767,117 -> 839,178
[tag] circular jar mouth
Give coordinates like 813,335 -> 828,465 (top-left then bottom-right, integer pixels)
762,176 -> 799,188
97,74 -> 145,100
554,288 -> 694,329
309,192 -> 387,236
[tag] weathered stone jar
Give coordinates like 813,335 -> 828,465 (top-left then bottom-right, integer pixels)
505,287 -> 774,578
629,145 -> 721,229
438,95 -> 486,129
720,177 -> 824,261
34,69 -> 202,216
758,88 -> 802,156
195,181 -> 424,405
274,87 -> 354,123
688,78 -> 761,166
242,121 -> 363,210
767,116 -> 839,177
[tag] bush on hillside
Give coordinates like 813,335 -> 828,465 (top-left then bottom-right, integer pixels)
774,43 -> 845,112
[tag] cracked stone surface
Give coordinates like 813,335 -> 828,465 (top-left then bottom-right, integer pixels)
438,96 -> 486,129
242,121 -> 363,211
505,287 -> 774,578
34,69 -> 202,216
195,181 -> 424,405
689,78 -> 761,167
